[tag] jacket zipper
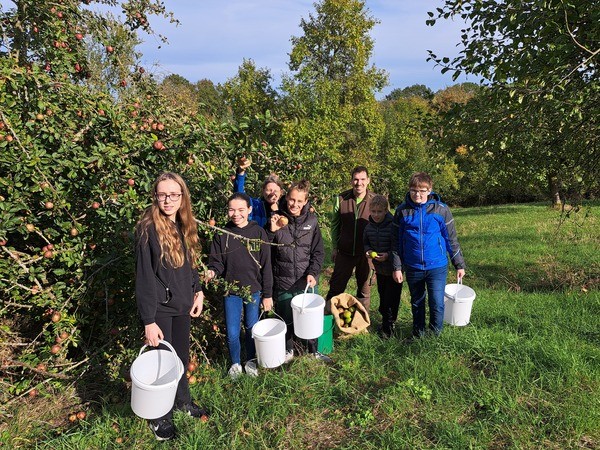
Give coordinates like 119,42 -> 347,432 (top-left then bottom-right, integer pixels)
419,204 -> 424,267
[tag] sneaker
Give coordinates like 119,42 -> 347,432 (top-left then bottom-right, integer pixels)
284,350 -> 294,363
177,402 -> 209,419
149,419 -> 175,441
228,363 -> 243,379
313,352 -> 333,364
244,360 -> 259,377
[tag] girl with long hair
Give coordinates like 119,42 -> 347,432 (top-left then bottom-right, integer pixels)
135,172 -> 208,441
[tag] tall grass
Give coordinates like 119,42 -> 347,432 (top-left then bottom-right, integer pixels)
4,202 -> 599,449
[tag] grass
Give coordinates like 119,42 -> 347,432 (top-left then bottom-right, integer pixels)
3,202 -> 600,449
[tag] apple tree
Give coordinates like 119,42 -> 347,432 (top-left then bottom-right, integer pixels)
427,0 -> 599,203
0,0 -> 260,404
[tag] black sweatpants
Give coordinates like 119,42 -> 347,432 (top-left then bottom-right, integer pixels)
376,273 -> 402,331
154,314 -> 192,420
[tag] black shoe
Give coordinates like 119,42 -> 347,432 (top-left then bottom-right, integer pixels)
177,402 -> 209,418
149,419 -> 175,441
377,325 -> 392,339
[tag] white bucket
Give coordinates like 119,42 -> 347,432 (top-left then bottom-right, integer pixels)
291,284 -> 325,340
444,280 -> 476,326
130,340 -> 184,419
252,317 -> 287,368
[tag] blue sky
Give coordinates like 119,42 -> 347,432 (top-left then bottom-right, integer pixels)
0,0 -> 472,96
133,0 -> 472,97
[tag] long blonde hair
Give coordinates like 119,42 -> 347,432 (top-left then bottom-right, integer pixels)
136,172 -> 200,268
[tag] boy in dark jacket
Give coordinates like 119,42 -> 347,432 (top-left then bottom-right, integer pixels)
363,195 -> 403,338
207,193 -> 273,378
392,172 -> 466,338
267,180 -> 329,362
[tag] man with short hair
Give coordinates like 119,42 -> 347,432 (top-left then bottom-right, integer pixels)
326,166 -> 376,311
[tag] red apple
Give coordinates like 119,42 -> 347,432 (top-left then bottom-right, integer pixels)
70,227 -> 79,237
152,141 -> 165,151
106,45 -> 114,53
50,344 -> 61,354
92,201 -> 100,209
76,411 -> 86,420
51,312 -> 61,323
208,218 -> 216,227
75,33 -> 83,40
43,250 -> 54,259
127,178 -> 135,186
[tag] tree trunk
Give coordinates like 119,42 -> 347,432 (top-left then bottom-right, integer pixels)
548,173 -> 562,207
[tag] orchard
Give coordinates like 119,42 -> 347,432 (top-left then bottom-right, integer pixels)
0,0 -> 299,407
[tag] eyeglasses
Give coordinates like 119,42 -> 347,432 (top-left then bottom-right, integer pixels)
155,193 -> 182,202
409,189 -> 430,195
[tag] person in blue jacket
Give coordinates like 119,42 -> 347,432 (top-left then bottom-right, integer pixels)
233,158 -> 284,227
392,172 -> 466,338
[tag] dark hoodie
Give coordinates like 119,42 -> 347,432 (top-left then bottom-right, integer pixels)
363,212 -> 402,276
135,222 -> 201,326
208,220 -> 273,297
266,202 -> 324,291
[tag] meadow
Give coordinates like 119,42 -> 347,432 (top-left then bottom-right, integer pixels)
5,202 -> 599,449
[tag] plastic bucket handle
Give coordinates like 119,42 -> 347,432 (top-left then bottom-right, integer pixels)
301,283 -> 314,313
258,309 -> 286,323
136,339 -> 183,384
449,277 -> 463,301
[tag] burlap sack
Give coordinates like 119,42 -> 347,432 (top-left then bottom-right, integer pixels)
330,293 -> 370,335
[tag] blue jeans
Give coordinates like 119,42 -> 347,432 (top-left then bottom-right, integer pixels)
405,266 -> 448,336
224,291 -> 260,365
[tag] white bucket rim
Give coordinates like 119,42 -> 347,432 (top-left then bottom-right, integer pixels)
444,283 -> 476,303
252,318 -> 287,341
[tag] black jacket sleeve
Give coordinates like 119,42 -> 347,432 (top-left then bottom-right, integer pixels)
307,223 -> 324,279
259,229 -> 273,298
208,234 -> 225,277
135,228 -> 160,325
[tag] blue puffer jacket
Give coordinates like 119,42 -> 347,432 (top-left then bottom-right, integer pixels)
233,172 -> 272,228
393,191 -> 465,271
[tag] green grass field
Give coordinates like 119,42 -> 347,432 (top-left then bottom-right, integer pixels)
4,202 -> 599,449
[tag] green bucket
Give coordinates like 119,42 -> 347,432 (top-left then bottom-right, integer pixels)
317,314 -> 334,354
